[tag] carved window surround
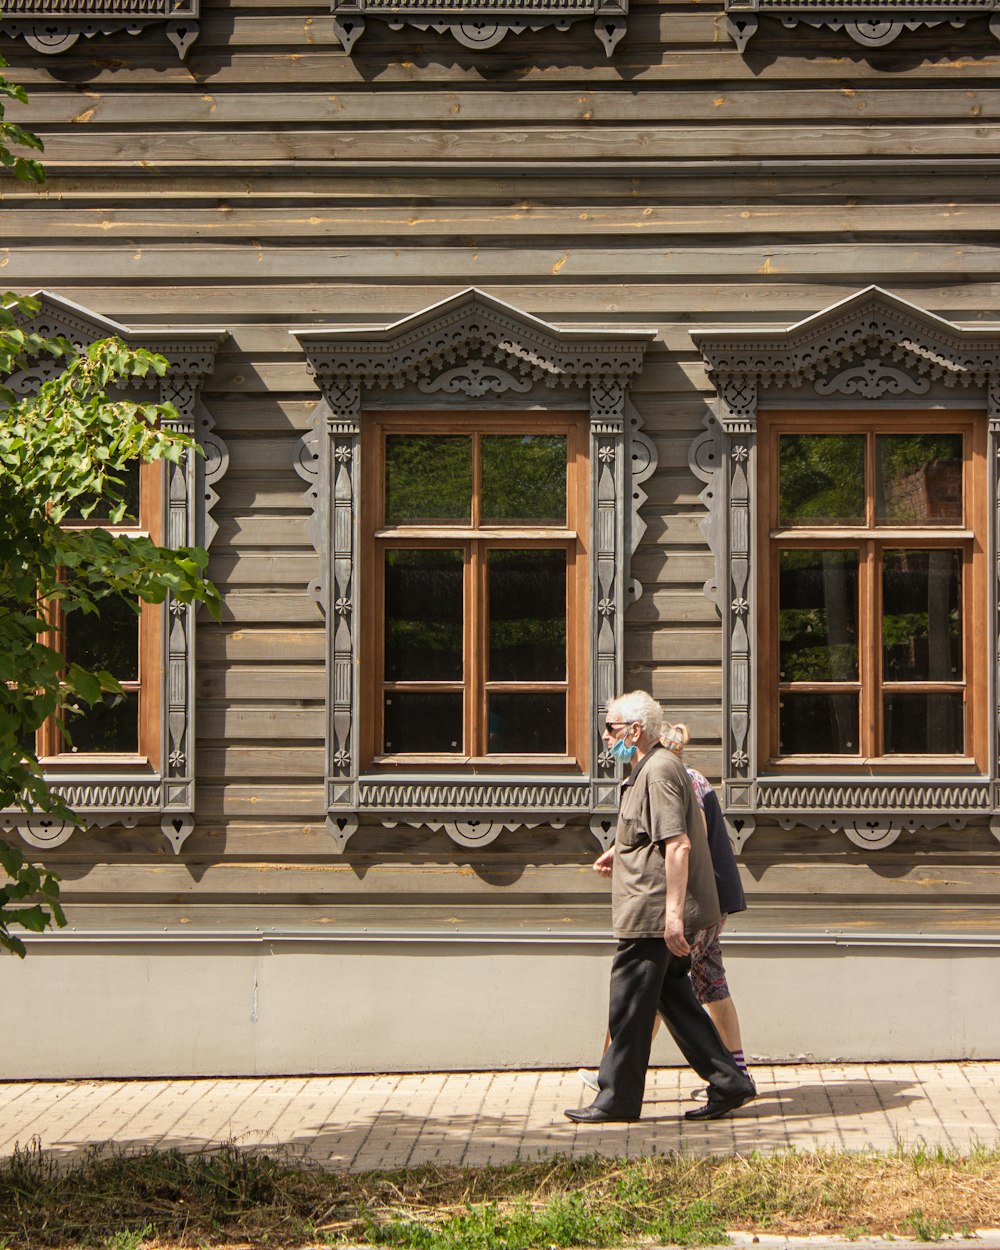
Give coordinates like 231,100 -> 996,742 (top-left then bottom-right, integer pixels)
294,288 -> 655,853
0,0 -> 199,58
0,292 -> 227,855
329,0 -> 628,56
689,286 -> 1000,853
724,0 -> 1000,50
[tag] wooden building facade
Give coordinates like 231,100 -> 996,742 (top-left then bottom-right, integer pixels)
1,0 -> 1000,1076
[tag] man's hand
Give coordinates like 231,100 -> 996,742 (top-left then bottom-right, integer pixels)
593,847 -> 615,878
664,914 -> 690,957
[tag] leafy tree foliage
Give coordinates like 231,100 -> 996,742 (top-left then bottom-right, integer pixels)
0,62 -> 220,956
0,51 -> 43,185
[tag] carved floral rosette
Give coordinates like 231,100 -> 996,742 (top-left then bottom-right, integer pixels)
689,286 -> 1000,851
294,288 -> 656,853
0,0 -> 200,58
1,292 -> 226,855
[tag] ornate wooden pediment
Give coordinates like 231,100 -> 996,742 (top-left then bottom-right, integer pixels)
695,285 -> 1000,433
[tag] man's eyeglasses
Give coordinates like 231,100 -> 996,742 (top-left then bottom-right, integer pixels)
605,721 -> 629,734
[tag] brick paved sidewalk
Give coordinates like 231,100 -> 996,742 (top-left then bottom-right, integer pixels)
0,1062 -> 998,1172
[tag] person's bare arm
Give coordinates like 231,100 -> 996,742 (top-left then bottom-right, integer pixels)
662,835 -> 691,956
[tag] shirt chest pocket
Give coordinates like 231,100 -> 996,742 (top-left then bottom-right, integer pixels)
617,794 -> 650,850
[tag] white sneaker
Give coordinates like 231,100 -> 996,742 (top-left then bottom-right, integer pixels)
578,1068 -> 600,1092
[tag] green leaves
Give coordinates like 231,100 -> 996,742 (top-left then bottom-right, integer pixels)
0,55 -> 45,185
0,838 -> 66,958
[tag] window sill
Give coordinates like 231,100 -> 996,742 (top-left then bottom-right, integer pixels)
369,755 -> 580,770
38,755 -> 156,772
764,757 -> 983,773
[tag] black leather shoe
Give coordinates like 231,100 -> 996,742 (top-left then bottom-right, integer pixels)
683,1084 -> 756,1122
564,1105 -> 637,1124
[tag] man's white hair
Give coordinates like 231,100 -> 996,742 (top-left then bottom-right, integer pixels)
609,690 -> 663,739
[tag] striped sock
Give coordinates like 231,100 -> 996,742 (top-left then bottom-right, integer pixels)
731,1048 -> 750,1078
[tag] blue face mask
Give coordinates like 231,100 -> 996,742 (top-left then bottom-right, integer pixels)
609,736 -> 637,762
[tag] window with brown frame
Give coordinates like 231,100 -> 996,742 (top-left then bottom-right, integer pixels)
36,460 -> 163,767
758,412 -> 986,770
361,413 -> 589,769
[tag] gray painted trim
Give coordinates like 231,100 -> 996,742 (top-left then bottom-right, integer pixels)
294,289 -> 656,851
328,0 -> 627,56
690,286 -> 1000,851
0,292 -> 227,856
0,0 -> 199,57
724,0 -> 1000,51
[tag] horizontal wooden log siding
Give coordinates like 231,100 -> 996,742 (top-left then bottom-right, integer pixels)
3,0 -> 1000,925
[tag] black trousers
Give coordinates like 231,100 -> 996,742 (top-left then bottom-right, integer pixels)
593,936 -> 747,1118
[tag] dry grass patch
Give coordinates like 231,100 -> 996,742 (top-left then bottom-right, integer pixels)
0,1140 -> 998,1249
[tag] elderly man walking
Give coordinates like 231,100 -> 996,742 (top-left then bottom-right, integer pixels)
565,690 -> 756,1125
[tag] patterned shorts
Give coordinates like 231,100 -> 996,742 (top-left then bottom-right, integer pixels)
690,915 -> 730,1004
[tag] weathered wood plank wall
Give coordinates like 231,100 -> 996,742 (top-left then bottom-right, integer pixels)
3,0 -> 1000,926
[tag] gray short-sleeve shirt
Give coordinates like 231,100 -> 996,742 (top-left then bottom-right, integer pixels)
611,744 -> 722,940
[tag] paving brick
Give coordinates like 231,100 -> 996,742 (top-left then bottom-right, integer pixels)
1,1062 -> 999,1170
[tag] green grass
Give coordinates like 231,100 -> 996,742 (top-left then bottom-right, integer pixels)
0,1139 -> 998,1249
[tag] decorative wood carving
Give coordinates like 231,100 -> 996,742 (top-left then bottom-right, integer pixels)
295,288 -> 654,853
690,286 -> 1000,850
1,292 -> 226,855
0,811 -> 139,850
329,0 -> 628,56
383,816 -> 565,848
724,0 -> 1000,51
0,0 -> 200,58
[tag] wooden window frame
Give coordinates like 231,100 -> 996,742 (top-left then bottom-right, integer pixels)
35,461 -> 164,772
360,411 -> 590,773
758,410 -> 987,774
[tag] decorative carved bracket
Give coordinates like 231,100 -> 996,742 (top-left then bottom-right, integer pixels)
776,813 -> 969,850
1,292 -> 226,855
690,287 -> 1000,845
724,0 -> 1000,51
294,289 -> 655,852
329,0 -> 628,56
384,815 -> 566,849
0,811 -> 138,850
0,0 -> 199,58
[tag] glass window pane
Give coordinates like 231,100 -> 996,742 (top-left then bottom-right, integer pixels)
383,692 -> 462,753
876,434 -> 963,525
884,692 -> 964,754
65,596 -> 139,680
488,692 -> 566,754
779,550 -> 859,682
65,691 -> 139,753
63,462 -> 141,523
384,549 -> 463,681
779,692 -> 858,755
488,549 -> 566,682
779,435 -> 865,526
481,435 -> 567,525
385,435 -> 472,524
882,549 -> 962,682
